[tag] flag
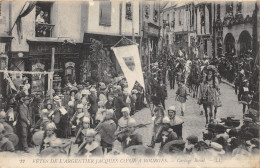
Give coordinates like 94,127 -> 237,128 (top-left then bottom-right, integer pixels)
112,45 -> 145,92
4,72 -> 17,91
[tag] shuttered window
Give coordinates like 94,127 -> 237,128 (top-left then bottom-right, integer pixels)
99,1 -> 111,26
0,2 -> 2,16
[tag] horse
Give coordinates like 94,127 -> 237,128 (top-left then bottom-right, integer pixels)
187,62 -> 202,98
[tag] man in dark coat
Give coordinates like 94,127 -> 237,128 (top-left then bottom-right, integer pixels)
18,96 -> 32,153
156,81 -> 167,109
114,91 -> 127,123
168,68 -> 176,90
88,88 -> 98,125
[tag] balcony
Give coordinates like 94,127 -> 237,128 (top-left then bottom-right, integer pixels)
35,23 -> 55,37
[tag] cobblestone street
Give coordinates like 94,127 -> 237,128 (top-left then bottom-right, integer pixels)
117,81 -> 244,153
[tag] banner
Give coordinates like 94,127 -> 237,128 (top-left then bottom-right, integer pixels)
112,45 -> 145,92
4,72 -> 17,91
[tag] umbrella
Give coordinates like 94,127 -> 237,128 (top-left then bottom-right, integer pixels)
32,130 -> 45,146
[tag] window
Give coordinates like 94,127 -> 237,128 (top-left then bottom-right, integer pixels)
0,2 -> 2,16
236,2 -> 242,14
172,12 -> 175,28
167,14 -> 169,24
204,39 -> 207,53
126,2 -> 132,20
179,10 -> 182,25
35,2 -> 54,37
217,4 -> 220,19
226,2 -> 233,15
99,1 -> 111,26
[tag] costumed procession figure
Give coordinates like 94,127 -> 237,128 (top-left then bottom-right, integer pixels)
197,69 -> 214,125
115,107 -> 132,141
31,109 -> 51,133
239,79 -> 252,118
175,80 -> 189,116
0,123 -> 15,152
167,106 -> 184,139
117,118 -> 143,151
158,116 -> 178,154
148,96 -> 164,148
96,109 -> 117,154
207,65 -> 221,119
76,129 -> 103,156
74,117 -> 92,147
39,122 -> 70,156
48,96 -> 62,137
0,111 -> 18,150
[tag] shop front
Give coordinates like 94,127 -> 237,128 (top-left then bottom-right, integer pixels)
0,35 -> 13,99
26,39 -> 82,94
143,22 -> 160,65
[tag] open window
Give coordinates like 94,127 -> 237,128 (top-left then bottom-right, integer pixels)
35,1 -> 54,37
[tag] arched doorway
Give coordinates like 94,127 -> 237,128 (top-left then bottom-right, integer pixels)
238,30 -> 252,55
224,33 -> 236,55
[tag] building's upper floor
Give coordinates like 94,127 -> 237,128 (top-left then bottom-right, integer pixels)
0,1 -> 140,52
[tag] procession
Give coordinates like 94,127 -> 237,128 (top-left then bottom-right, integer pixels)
0,0 -> 259,162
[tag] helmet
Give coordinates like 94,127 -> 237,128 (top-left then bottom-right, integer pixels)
121,107 -> 130,114
0,111 -> 6,119
90,88 -> 97,93
168,106 -> 176,111
41,109 -> 49,114
77,104 -> 84,109
127,118 -> 137,127
162,116 -> 170,124
82,117 -> 90,123
106,109 -> 114,115
46,122 -> 56,130
81,89 -> 90,95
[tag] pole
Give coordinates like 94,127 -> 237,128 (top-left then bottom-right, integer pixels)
132,3 -> 135,43
50,47 -> 55,100
148,38 -> 151,72
213,3 -> 216,59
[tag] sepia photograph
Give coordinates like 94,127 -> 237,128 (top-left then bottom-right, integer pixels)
0,0 -> 259,167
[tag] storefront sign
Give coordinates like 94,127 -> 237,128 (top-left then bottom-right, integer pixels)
32,63 -> 45,71
29,43 -> 79,55
65,62 -> 75,68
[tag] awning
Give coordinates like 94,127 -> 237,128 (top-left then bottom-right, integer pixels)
83,33 -> 140,47
26,37 -> 79,44
0,34 -> 14,42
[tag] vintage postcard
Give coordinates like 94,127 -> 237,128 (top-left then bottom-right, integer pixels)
0,0 -> 259,167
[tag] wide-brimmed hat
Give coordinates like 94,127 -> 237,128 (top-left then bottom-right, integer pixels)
53,96 -> 60,101
99,83 -> 106,90
208,142 -> 225,155
124,145 -> 147,156
186,135 -> 198,144
162,140 -> 186,154
21,96 -> 31,102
